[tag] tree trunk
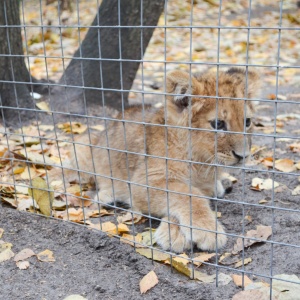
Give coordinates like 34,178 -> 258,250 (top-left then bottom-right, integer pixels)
0,0 -> 36,127
51,0 -> 164,114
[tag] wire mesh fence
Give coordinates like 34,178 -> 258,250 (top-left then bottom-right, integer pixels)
1,0 -> 300,298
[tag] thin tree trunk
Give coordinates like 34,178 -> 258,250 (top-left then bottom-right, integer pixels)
51,0 -> 164,114
0,0 -> 36,127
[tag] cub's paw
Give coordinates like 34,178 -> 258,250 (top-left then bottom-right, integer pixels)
193,222 -> 227,251
155,216 -> 188,253
221,178 -> 233,194
95,190 -> 113,204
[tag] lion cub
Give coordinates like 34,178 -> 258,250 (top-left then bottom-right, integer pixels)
64,68 -> 259,253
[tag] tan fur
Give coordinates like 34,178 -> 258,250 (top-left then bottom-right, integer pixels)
63,68 -> 260,253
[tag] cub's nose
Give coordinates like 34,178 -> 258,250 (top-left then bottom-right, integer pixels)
232,150 -> 250,161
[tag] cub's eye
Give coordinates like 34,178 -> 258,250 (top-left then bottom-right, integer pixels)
245,118 -> 251,127
210,120 -> 226,130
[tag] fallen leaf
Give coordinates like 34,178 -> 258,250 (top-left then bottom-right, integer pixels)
233,225 -> 272,254
12,164 -> 26,175
14,248 -> 35,262
18,149 -> 55,166
289,143 -> 300,153
234,257 -> 252,268
261,157 -> 274,168
28,177 -> 54,216
0,228 -> 3,238
170,259 -> 216,283
193,269 -> 216,283
251,178 -> 279,191
217,273 -> 232,286
89,221 -> 129,235
166,253 -> 190,265
63,295 -> 88,300
268,93 -> 276,100
192,252 -> 216,266
57,122 -> 87,134
219,252 -> 231,263
121,233 -> 143,247
231,274 -> 253,287
38,125 -> 54,131
259,199 -> 269,204
232,289 -> 270,300
0,241 -> 14,263
16,260 -> 30,270
117,212 -> 143,225
275,158 -> 296,173
140,230 -> 156,247
116,223 -> 131,234
52,199 -> 67,210
140,270 -> 159,294
37,249 -> 55,262
244,215 -> 253,223
36,101 -> 51,112
272,274 -> 300,299
292,186 -> 300,196
136,248 -> 170,262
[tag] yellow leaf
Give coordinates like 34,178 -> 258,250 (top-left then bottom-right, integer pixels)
28,177 -> 54,216
234,257 -> 252,268
136,248 -> 170,262
0,248 -> 14,262
117,212 -> 142,225
0,228 -> 3,238
166,253 -> 190,265
170,259 -> 216,283
36,101 -> 51,112
18,149 -> 56,167
57,122 -> 87,134
192,252 -> 216,266
117,223 -> 130,234
231,274 -> 252,287
121,233 -> 143,247
20,167 -> 40,180
37,249 -> 55,262
13,164 -> 25,174
275,158 -> 296,173
140,271 -> 159,294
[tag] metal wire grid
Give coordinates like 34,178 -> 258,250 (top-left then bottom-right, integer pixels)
0,0 -> 299,294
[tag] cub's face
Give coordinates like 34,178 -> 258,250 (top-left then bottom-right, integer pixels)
166,68 -> 260,167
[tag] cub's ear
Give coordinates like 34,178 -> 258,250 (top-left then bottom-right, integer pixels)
226,67 -> 260,100
166,70 -> 199,110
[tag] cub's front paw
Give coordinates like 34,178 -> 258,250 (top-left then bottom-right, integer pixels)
155,216 -> 187,253
192,222 -> 227,251
95,190 -> 113,204
155,216 -> 227,253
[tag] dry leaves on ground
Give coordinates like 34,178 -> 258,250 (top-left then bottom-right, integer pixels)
232,225 -> 272,255
140,270 -> 159,294
37,249 -> 55,262
232,274 -> 300,300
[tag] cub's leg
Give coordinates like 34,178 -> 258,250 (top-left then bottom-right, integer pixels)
132,181 -> 227,253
